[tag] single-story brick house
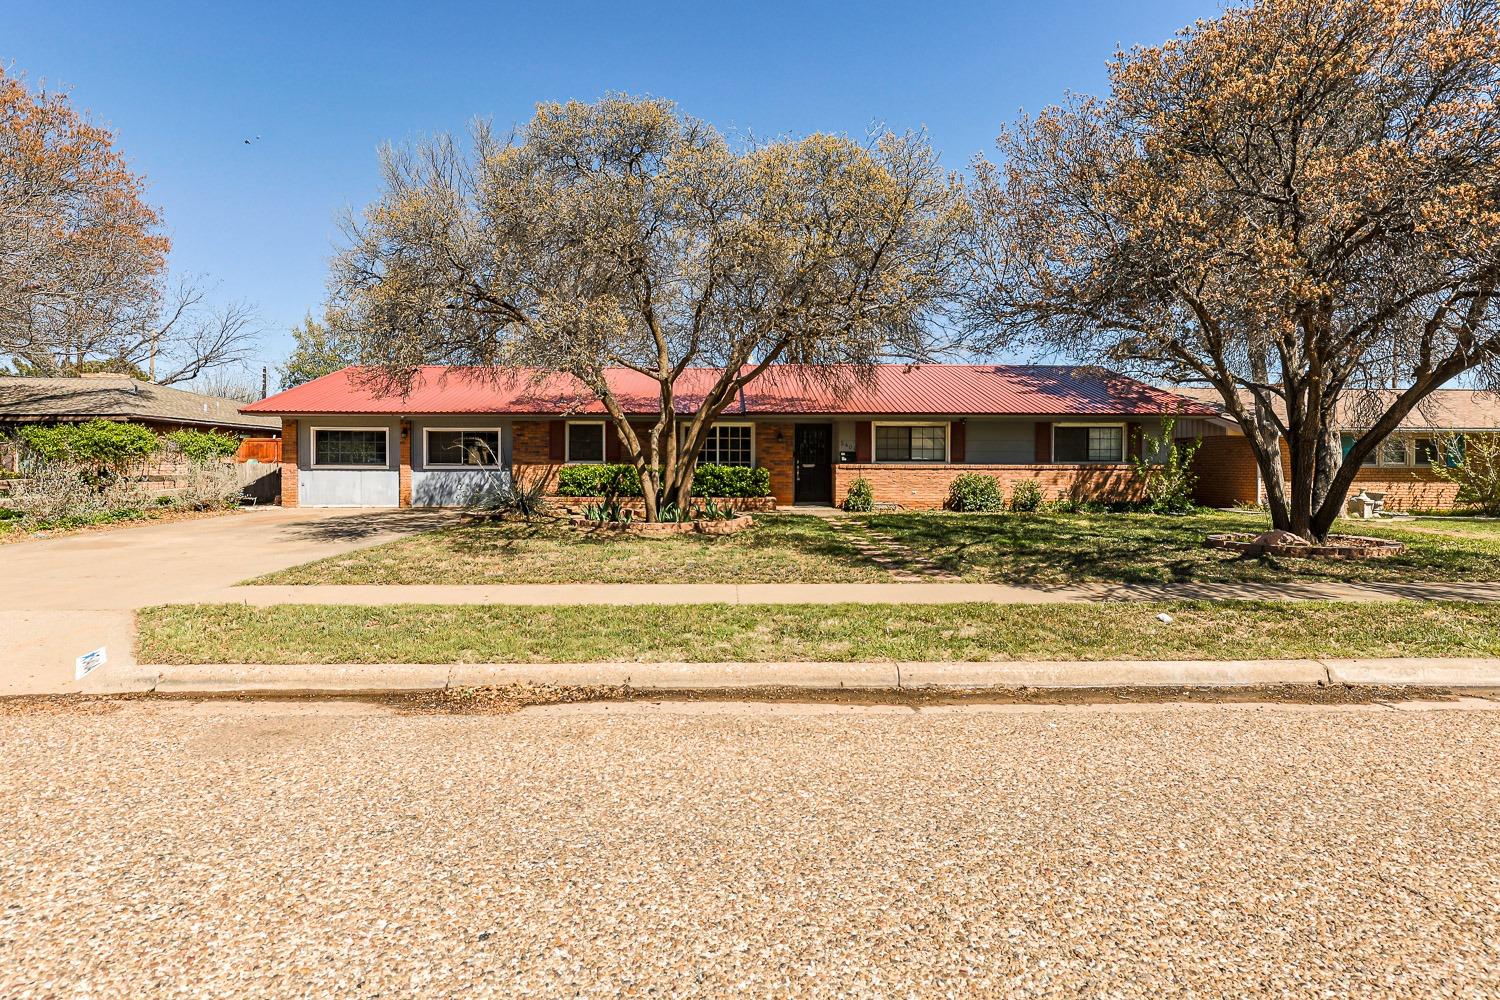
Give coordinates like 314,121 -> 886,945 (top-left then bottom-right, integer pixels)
0,374 -> 281,436
1175,387 -> 1498,512
0,374 -> 283,474
242,364 -> 1226,508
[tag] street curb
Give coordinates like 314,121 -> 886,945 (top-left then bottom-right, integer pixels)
106,657 -> 1500,695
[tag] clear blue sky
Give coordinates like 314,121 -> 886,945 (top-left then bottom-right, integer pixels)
3,0 -> 1212,382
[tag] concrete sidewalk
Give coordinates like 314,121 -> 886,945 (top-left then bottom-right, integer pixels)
216,579 -> 1500,606
84,656 -> 1500,694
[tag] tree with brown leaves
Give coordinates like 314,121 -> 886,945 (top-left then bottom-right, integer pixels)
967,0 -> 1500,541
335,95 -> 968,520
0,68 -> 260,384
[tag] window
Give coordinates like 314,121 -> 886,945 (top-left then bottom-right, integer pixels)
566,421 -> 606,463
1380,437 -> 1411,467
312,428 -> 387,468
875,423 -> 947,462
1054,424 -> 1124,463
698,424 -> 753,466
426,429 -> 501,467
1416,435 -> 1464,467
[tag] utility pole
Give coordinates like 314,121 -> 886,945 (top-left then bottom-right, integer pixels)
261,366 -> 268,399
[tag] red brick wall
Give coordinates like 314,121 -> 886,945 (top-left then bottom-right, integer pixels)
1190,433 -> 1468,511
280,418 -> 298,507
1278,446 -> 1461,512
512,420 -> 562,491
1191,435 -> 1260,508
755,421 -> 795,505
832,463 -> 1146,509
398,420 -> 412,507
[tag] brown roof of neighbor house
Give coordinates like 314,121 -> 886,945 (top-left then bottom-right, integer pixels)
1171,386 -> 1500,432
0,376 -> 281,433
244,364 -> 1223,418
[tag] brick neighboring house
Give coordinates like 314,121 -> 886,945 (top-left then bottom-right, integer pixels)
242,364 -> 1223,508
1174,387 -> 1499,512
0,374 -> 281,436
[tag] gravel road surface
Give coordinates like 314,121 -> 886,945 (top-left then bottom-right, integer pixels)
2,697 -> 1498,997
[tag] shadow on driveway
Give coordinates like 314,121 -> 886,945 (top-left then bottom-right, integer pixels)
278,509 -> 458,544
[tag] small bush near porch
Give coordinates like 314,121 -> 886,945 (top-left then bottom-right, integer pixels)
248,510 -> 1500,586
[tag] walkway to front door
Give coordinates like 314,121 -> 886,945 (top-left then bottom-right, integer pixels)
793,424 -> 833,504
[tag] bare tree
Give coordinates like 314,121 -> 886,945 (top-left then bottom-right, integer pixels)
132,278 -> 263,385
335,95 -> 968,519
965,0 -> 1500,541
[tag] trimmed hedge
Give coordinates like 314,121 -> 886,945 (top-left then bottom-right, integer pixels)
692,464 -> 771,498
555,463 -> 771,499
556,464 -> 643,497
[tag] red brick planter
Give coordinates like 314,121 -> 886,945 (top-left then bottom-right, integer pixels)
553,496 -> 777,514
1205,532 -> 1405,559
568,514 -> 755,538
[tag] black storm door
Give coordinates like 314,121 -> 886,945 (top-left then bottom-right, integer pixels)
794,424 -> 833,504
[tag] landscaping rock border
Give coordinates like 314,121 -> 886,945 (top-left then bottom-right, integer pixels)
569,514 -> 755,538
554,496 -> 777,513
1205,531 -> 1406,559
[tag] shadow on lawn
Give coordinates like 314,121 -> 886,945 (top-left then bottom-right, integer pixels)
865,511 -> 1275,586
439,512 -> 906,577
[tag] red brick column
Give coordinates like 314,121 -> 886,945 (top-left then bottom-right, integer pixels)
398,420 -> 412,507
755,421 -> 795,505
513,420 -> 562,490
280,418 -> 298,507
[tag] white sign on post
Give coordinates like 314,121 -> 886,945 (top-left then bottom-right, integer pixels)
75,647 -> 107,681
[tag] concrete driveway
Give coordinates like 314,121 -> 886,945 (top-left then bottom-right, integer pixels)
0,508 -> 451,695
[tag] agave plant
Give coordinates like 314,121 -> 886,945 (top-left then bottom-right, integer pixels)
467,471 -> 551,521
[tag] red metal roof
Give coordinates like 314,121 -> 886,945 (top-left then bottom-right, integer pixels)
242,365 -> 1223,418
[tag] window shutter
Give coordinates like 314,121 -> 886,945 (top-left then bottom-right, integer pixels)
605,424 -> 622,462
854,421 -> 872,463
1034,421 -> 1052,463
1127,422 -> 1143,461
549,421 -> 566,462
1341,433 -> 1355,458
950,421 -> 966,463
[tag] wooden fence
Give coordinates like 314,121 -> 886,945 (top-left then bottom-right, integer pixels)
235,437 -> 282,463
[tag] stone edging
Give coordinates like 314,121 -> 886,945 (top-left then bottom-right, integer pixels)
553,496 -> 777,512
568,514 -> 755,537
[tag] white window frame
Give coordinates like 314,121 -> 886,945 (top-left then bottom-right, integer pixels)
565,420 -> 608,465
423,426 -> 504,469
691,422 -> 756,467
1413,436 -> 1445,467
872,421 -> 950,464
309,426 -> 390,470
1052,422 -> 1127,464
1376,435 -> 1413,468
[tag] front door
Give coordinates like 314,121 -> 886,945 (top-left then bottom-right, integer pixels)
794,424 -> 833,504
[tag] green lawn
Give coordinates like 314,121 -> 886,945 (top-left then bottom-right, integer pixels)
138,600 -> 1500,664
247,510 -> 1500,586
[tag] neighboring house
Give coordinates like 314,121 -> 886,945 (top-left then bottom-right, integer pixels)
1174,387 -> 1498,511
242,365 -> 1222,508
0,374 -> 281,436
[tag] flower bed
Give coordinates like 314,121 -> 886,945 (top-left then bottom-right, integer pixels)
569,514 -> 755,537
1206,530 -> 1405,559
